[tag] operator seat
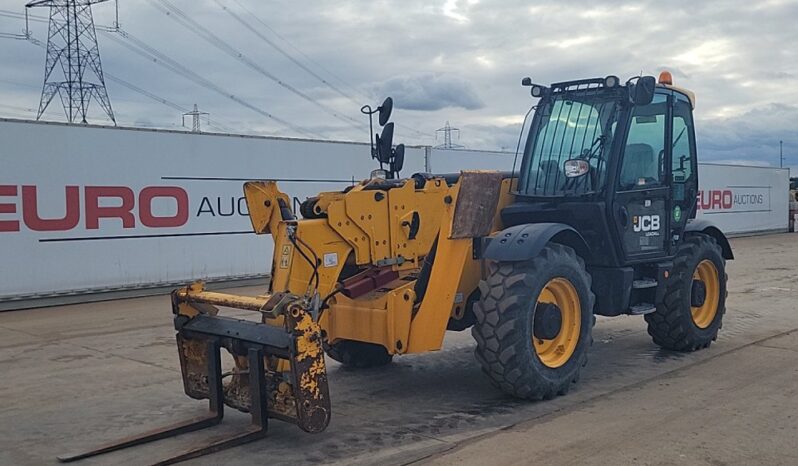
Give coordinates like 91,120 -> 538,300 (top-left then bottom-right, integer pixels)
538,159 -> 563,193
620,143 -> 656,189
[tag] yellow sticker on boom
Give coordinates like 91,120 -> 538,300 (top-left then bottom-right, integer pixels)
279,245 -> 292,269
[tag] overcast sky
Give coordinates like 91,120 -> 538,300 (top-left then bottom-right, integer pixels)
0,0 -> 796,169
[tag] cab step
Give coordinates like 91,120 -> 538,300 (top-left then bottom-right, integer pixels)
632,279 -> 658,289
629,303 -> 657,315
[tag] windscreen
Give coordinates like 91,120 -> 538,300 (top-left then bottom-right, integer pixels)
519,94 -> 620,196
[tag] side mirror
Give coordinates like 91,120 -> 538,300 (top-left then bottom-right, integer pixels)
521,77 -> 532,86
378,97 -> 393,126
564,159 -> 590,178
630,76 -> 656,106
377,122 -> 394,163
392,144 -> 405,174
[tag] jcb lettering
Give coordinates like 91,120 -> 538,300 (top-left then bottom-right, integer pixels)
633,214 -> 660,232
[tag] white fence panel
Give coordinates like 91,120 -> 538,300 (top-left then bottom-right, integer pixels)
0,120 -> 788,303
696,163 -> 789,235
0,119 -> 424,301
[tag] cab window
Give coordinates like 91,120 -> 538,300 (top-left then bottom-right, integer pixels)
619,93 -> 667,190
671,99 -> 695,201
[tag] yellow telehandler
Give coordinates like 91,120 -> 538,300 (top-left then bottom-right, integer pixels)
60,72 -> 732,464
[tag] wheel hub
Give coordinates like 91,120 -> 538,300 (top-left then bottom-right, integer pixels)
534,302 -> 563,340
690,259 -> 721,329
691,279 -> 707,307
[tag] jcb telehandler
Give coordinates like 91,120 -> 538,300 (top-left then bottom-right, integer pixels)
60,72 -> 732,464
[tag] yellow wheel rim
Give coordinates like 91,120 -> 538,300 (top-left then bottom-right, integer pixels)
691,259 -> 720,329
533,278 -> 581,368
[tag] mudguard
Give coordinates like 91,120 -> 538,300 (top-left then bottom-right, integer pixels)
480,223 -> 590,262
685,219 -> 734,260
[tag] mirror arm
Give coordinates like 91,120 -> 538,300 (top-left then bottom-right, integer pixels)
370,113 -> 377,161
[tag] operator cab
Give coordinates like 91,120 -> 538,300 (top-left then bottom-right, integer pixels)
506,72 -> 699,268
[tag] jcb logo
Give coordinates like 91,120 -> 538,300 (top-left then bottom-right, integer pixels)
633,215 -> 660,232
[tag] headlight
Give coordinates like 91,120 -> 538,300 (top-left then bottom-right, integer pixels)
604,75 -> 620,88
370,169 -> 388,180
531,85 -> 545,97
564,159 -> 590,178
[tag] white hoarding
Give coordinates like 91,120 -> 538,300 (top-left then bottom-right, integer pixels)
429,148 -> 515,172
0,120 -> 788,304
430,149 -> 790,235
0,119 -> 425,303
696,163 -> 789,235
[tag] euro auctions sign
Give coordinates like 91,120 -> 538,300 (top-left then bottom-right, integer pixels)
0,185 -> 193,233
695,163 -> 788,236
0,184 -> 250,235
696,187 -> 770,214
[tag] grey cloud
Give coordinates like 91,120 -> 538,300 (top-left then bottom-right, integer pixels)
699,103 -> 798,167
1,0 -> 796,167
376,73 -> 485,111
458,123 -> 522,152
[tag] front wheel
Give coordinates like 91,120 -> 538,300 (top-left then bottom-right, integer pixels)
472,243 -> 594,400
645,234 -> 728,351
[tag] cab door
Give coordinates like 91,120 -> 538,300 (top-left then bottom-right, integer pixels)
669,94 -> 699,237
612,93 -> 671,262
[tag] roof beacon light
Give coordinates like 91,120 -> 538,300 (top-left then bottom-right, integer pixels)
658,70 -> 673,85
604,75 -> 620,88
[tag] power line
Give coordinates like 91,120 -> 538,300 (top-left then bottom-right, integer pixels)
0,102 -> 37,113
183,104 -> 208,132
0,8 -> 39,22
0,8 -> 33,39
23,36 -> 234,133
8,5 -> 311,136
103,74 -> 235,133
230,0 -> 364,100
435,121 -> 464,149
103,29 -> 321,137
214,0 -> 354,102
0,78 -> 40,89
780,140 -> 784,168
217,0 -> 429,141
150,0 -> 364,131
0,31 -> 26,39
6,4 -> 427,140
0,110 -> 35,119
26,0 -> 116,124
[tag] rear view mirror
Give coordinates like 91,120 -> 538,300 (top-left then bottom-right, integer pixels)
392,144 -> 405,174
564,159 -> 590,178
377,123 -> 394,163
378,97 -> 393,126
630,76 -> 656,106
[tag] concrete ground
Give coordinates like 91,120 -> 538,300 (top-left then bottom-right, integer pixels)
0,234 -> 796,466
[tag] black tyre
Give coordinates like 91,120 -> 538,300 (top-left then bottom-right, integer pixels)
324,339 -> 393,368
472,243 -> 594,400
645,234 -> 727,351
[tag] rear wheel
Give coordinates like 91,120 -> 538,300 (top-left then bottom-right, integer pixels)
472,243 -> 594,400
324,339 -> 393,368
645,234 -> 727,351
